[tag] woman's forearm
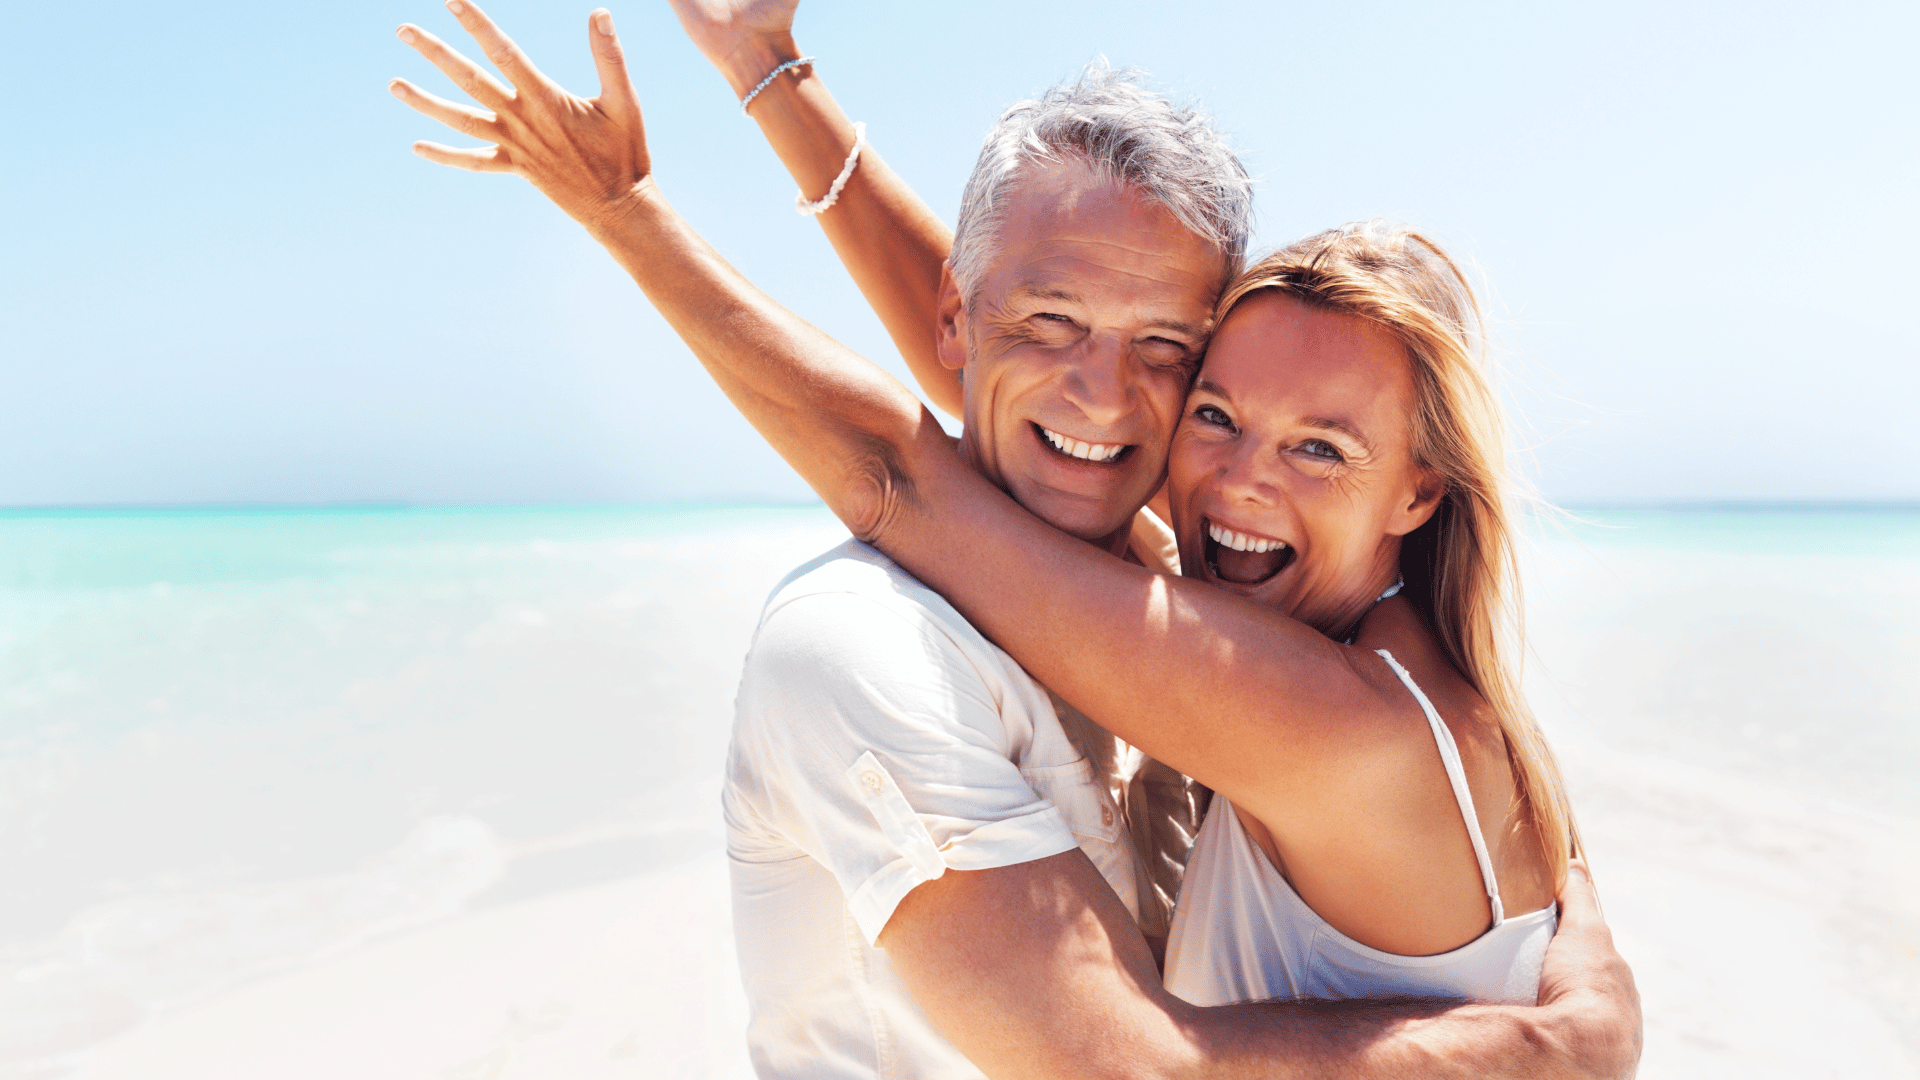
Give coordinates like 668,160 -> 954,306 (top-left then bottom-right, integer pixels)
586,180 -> 944,537
718,36 -> 962,417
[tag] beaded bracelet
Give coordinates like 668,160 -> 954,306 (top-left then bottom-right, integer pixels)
739,55 -> 816,115
795,122 -> 867,216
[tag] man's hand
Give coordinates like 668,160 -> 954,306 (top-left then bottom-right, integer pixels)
663,0 -> 802,98
1536,859 -> 1644,1077
390,2 -> 649,232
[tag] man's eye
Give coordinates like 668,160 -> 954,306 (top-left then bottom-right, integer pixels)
1194,405 -> 1233,428
1300,439 -> 1344,462
1139,337 -> 1193,367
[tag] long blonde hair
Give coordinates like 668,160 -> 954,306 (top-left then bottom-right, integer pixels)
1217,220 -> 1578,882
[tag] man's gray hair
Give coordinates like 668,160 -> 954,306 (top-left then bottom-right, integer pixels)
948,62 -> 1254,302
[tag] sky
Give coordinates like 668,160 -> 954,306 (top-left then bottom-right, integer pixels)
2,0 -> 1915,507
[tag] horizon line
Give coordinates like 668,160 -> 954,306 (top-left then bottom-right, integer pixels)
2,497 -> 1918,518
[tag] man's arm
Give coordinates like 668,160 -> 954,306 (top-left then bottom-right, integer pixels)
882,851 -> 1638,1080
664,0 -> 962,417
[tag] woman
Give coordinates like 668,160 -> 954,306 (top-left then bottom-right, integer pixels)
1152,224 -> 1568,1003
394,10 -> 1574,1007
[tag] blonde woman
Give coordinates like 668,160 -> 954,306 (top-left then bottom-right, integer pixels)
1153,224 -> 1568,1003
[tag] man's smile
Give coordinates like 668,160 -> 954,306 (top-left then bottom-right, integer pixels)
1031,422 -> 1134,465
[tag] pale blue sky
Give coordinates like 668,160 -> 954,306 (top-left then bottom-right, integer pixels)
3,0 -> 1914,506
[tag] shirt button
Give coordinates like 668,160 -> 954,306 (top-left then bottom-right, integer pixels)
862,771 -> 883,793
1100,805 -> 1114,827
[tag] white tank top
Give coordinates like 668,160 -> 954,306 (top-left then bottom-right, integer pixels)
1162,650 -> 1557,1006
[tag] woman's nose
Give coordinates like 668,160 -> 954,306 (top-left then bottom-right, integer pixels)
1215,443 -> 1279,506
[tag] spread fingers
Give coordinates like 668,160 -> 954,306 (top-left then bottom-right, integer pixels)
411,141 -> 514,174
395,23 -> 512,110
442,0 -> 557,98
389,78 -> 500,141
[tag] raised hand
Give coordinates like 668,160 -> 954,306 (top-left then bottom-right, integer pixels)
389,3 -> 650,232
663,0 -> 802,97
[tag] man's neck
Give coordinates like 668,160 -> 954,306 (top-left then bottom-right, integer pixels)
1097,519 -> 1137,561
958,429 -> 1138,563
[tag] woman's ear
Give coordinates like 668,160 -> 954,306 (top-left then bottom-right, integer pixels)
936,263 -> 968,373
1386,469 -> 1445,537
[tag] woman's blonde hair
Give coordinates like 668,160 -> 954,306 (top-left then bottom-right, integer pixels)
1216,220 -> 1578,883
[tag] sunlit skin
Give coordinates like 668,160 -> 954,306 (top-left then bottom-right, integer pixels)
935,163 -> 1227,553
1169,290 -> 1444,640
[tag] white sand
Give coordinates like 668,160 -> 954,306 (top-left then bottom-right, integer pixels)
84,853 -> 752,1080
1563,741 -> 1920,1077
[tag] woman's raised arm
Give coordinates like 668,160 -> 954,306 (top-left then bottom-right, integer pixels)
665,0 -> 963,418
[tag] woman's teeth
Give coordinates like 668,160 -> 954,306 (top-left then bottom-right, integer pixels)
1208,522 -> 1287,554
1040,426 -> 1126,463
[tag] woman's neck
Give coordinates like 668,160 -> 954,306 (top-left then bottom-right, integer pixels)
1293,545 -> 1407,643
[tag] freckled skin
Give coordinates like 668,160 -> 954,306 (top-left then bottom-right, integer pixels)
936,163 -> 1227,552
1168,291 -> 1442,638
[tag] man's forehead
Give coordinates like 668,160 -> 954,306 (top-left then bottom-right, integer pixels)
1003,272 -> 1211,337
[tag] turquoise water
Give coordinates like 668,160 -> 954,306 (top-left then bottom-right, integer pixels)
1546,506 -> 1920,556
0,503 -> 838,589
0,503 -> 1915,1069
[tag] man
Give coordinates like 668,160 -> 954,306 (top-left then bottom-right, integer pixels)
388,5 -> 1641,1078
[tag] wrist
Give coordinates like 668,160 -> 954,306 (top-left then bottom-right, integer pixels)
579,176 -> 668,246
720,33 -> 802,99
1536,994 -> 1640,1080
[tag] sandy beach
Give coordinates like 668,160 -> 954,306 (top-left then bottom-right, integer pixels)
4,506 -> 1916,1079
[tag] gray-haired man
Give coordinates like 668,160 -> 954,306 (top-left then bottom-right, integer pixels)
722,64 -> 1245,1078
390,2 -> 1640,1076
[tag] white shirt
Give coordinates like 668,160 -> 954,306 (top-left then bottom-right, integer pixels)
725,524 -> 1190,1080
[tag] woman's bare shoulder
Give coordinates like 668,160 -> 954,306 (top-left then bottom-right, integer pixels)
1351,596 -> 1499,743
1351,596 -> 1555,916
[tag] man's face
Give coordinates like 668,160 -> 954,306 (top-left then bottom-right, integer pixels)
938,163 -> 1227,549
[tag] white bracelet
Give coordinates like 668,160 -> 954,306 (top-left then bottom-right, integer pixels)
739,55 -> 816,115
795,122 -> 866,216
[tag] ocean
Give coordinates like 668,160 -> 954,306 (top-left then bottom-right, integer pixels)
1,504 -> 1915,1078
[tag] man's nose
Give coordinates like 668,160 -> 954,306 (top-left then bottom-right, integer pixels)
1060,333 -> 1132,427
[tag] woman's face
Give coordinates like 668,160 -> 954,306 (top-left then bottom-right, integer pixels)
1168,290 -> 1442,637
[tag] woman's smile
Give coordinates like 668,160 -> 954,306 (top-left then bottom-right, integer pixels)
1201,516 -> 1295,585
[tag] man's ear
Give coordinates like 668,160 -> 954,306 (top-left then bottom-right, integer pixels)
1386,470 -> 1446,537
936,263 -> 968,373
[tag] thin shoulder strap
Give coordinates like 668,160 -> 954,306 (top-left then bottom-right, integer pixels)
1374,649 -> 1505,926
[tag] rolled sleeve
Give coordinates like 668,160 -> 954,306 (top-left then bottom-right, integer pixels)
841,752 -> 1075,942
729,589 -> 1080,945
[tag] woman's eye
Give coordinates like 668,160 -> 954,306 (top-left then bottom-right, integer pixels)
1299,439 -> 1344,462
1194,405 -> 1233,428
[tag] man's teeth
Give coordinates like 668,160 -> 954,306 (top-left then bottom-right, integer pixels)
1208,522 -> 1288,554
1040,427 -> 1126,463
